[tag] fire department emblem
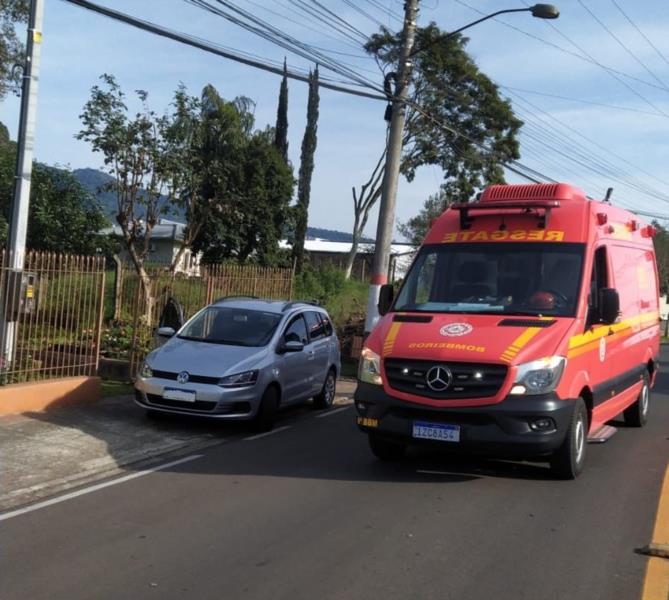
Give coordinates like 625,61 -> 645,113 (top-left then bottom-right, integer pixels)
440,323 -> 473,337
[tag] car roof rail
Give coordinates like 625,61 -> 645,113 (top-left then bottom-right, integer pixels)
282,300 -> 321,312
213,295 -> 260,304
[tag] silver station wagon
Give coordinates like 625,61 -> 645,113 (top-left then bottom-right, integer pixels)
134,298 -> 341,431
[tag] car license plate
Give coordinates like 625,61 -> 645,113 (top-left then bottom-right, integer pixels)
163,388 -> 196,402
412,421 -> 460,443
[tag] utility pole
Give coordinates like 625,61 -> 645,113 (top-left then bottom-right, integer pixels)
364,0 -> 419,334
2,0 -> 45,364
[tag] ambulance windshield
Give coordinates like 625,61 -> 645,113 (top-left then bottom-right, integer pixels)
393,242 -> 585,317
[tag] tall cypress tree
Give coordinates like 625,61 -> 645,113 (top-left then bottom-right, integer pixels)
293,66 -> 319,274
274,58 -> 289,163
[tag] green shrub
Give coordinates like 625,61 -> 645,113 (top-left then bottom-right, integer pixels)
293,265 -> 367,329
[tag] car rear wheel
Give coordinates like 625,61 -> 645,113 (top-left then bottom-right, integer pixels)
623,372 -> 650,428
550,398 -> 587,480
253,386 -> 279,433
313,369 -> 336,409
369,433 -> 406,461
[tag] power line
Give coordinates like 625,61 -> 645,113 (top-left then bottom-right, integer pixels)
609,0 -> 669,70
576,0 -> 669,91
60,0 -> 387,100
186,0 -> 377,89
341,0 -> 385,28
500,85 -> 665,118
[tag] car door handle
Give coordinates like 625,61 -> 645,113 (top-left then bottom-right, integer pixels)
307,350 -> 315,360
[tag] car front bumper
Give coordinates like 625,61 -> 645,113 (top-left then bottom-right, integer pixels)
134,377 -> 259,419
354,382 -> 577,458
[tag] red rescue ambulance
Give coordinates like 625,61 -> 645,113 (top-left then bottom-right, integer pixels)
355,183 -> 660,478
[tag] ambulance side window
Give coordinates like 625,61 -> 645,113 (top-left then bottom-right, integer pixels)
587,247 -> 608,326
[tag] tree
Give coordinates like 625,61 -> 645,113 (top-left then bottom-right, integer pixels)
0,124 -> 112,254
344,24 -> 522,277
77,75 -> 206,319
397,188 -> 453,246
273,58 -> 289,164
344,146 -> 385,279
190,95 -> 294,265
0,0 -> 28,100
292,66 -> 320,274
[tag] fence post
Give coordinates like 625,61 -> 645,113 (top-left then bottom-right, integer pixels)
94,263 -> 106,375
112,255 -> 123,322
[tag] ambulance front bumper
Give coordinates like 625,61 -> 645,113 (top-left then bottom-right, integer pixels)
354,382 -> 577,457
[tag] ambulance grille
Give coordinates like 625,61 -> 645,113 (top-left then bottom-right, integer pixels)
384,359 -> 507,400
497,318 -> 556,328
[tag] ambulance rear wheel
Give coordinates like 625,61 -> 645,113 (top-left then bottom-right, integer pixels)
550,398 -> 587,480
623,373 -> 650,428
369,434 -> 406,461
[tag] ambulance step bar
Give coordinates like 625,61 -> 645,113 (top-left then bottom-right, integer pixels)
451,199 -> 560,230
587,424 -> 618,444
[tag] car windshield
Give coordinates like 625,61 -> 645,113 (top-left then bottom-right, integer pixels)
177,307 -> 282,347
393,242 -> 585,317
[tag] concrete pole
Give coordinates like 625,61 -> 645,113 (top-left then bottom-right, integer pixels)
2,0 -> 45,365
364,0 -> 419,334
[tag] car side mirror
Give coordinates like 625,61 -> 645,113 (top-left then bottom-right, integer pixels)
599,288 -> 620,325
156,326 -> 176,338
378,284 -> 394,316
277,340 -> 304,354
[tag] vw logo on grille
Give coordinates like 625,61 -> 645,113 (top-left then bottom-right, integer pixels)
177,371 -> 190,384
426,365 -> 452,392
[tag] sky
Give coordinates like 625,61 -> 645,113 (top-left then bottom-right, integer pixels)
1,0 -> 669,239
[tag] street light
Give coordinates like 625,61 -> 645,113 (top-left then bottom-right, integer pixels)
365,3 -> 560,334
410,5 -> 560,57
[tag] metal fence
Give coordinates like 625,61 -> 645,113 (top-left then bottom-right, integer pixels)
0,252 -> 106,385
110,263 -> 294,374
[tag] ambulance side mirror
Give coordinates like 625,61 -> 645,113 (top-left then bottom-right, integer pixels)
378,284 -> 394,316
599,288 -> 620,325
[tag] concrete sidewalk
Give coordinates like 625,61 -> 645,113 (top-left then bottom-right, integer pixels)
0,379 -> 357,513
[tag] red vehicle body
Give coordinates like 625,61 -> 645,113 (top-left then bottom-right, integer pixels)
355,183 -> 660,478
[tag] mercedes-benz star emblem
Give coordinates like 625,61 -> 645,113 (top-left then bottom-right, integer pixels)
426,365 -> 452,392
177,371 -> 190,384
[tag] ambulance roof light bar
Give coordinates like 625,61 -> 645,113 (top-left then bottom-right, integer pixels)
451,199 -> 561,230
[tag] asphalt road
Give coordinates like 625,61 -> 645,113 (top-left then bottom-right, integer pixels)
3,363 -> 668,600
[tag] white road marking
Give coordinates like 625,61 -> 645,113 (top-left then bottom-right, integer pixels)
244,425 -> 291,441
0,454 -> 204,522
416,469 -> 455,476
316,405 -> 351,418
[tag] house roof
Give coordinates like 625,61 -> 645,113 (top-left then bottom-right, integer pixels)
102,219 -> 186,241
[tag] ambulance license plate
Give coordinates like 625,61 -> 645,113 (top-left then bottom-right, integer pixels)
163,388 -> 196,402
412,421 -> 460,443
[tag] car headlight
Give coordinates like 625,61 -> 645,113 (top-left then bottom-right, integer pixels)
139,361 -> 153,378
358,347 -> 382,386
510,356 -> 566,395
218,370 -> 259,388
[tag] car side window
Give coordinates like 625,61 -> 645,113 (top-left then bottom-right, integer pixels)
284,314 -> 308,345
321,314 -> 333,337
305,311 -> 326,341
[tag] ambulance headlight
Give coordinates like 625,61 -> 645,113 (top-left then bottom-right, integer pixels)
511,356 -> 566,395
358,347 -> 383,386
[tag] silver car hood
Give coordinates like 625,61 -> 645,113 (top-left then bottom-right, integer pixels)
149,336 -> 269,377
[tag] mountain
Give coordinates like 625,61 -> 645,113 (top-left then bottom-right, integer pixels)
73,168 -> 184,221
73,168 -> 367,242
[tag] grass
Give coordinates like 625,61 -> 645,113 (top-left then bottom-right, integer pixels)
100,379 -> 134,398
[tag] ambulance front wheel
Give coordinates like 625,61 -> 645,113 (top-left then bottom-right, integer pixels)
369,434 -> 406,461
623,372 -> 650,428
550,398 -> 587,480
